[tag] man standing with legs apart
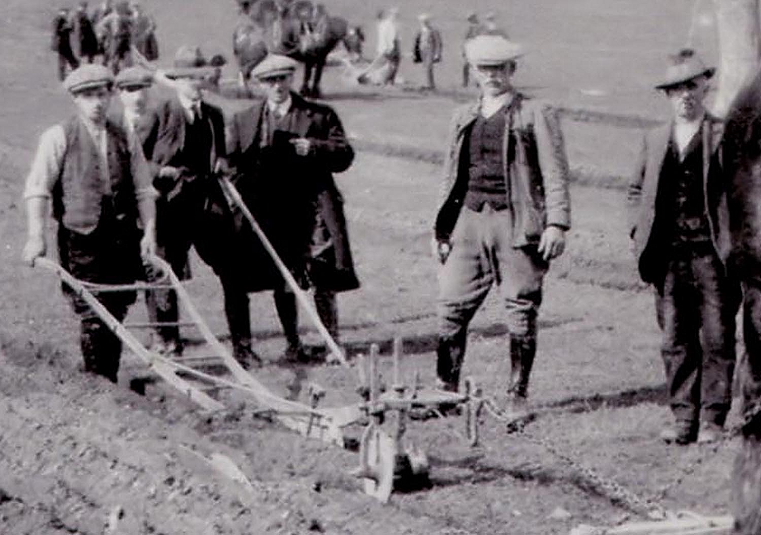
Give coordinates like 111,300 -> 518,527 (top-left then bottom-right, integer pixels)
628,50 -> 739,445
433,35 -> 570,412
22,64 -> 156,383
226,54 -> 356,362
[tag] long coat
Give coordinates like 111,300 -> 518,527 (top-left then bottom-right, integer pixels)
137,98 -> 230,279
226,92 -> 358,292
627,114 -> 731,284
435,94 -> 571,247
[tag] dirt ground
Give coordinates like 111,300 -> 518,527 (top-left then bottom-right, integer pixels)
0,0 -> 745,534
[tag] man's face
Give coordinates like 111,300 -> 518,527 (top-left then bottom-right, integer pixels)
258,73 -> 293,104
73,86 -> 112,124
119,85 -> 149,114
174,77 -> 204,103
474,62 -> 514,97
666,76 -> 708,121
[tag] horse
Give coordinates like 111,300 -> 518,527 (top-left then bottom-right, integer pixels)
232,0 -> 349,97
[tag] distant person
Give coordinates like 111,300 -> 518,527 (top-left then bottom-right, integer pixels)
433,35 -> 570,411
97,0 -> 133,73
73,1 -> 99,63
113,65 -> 152,134
628,49 -> 740,445
343,25 -> 365,63
22,64 -> 156,383
131,2 -> 159,61
52,7 -> 80,81
138,46 -> 227,359
91,0 -> 114,61
461,12 -> 482,87
482,12 -> 508,38
412,13 -> 442,91
376,7 -> 401,84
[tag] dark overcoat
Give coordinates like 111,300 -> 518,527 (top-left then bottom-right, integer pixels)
225,92 -> 358,292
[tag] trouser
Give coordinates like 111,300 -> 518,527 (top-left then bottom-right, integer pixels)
654,245 -> 740,426
57,48 -> 80,80
739,277 -> 761,435
422,58 -> 435,89
58,221 -> 140,382
436,206 -> 547,392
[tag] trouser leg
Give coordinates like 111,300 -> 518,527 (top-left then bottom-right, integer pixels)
741,278 -> 761,436
221,278 -> 252,359
695,253 -> 740,426
655,257 -> 702,425
436,208 -> 492,390
274,288 -> 300,349
314,289 -> 338,343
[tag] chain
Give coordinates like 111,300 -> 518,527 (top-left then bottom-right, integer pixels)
475,396 -> 668,519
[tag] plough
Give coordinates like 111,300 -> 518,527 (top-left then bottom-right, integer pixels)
36,255 -> 486,503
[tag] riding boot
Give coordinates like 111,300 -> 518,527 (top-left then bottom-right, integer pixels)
314,289 -> 338,343
508,335 -> 536,400
436,332 -> 467,392
274,289 -> 305,360
222,279 -> 254,366
80,318 -> 119,383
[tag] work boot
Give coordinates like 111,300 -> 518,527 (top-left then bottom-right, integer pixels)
508,335 -> 536,399
697,421 -> 724,444
314,290 -> 339,344
232,338 -> 261,370
436,334 -> 466,393
660,420 -> 698,445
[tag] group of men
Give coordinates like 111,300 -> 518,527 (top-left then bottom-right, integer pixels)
52,0 -> 158,80
24,11 -> 761,459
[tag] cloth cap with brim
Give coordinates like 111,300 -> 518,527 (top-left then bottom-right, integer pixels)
655,49 -> 715,90
465,35 -> 524,66
115,65 -> 153,89
63,64 -> 114,94
164,45 -> 216,80
250,54 -> 299,80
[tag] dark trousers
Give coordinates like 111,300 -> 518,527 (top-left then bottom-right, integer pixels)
58,221 -> 140,382
739,277 -> 761,431
654,245 -> 740,425
57,46 -> 80,81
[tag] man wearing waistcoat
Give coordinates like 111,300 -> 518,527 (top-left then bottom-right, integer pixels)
628,50 -> 740,445
22,64 -> 156,383
138,47 -> 230,359
225,54 -> 357,362
433,35 -> 571,411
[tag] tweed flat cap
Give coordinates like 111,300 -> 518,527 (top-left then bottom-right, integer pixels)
165,45 -> 215,80
250,54 -> 298,80
63,64 -> 114,94
115,65 -> 153,89
655,49 -> 715,90
465,35 -> 523,66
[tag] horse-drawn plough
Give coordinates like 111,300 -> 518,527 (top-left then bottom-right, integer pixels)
34,177 -> 737,532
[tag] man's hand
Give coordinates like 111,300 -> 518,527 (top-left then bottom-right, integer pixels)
140,231 -> 156,260
537,225 -> 566,261
290,137 -> 312,157
22,235 -> 46,266
432,238 -> 452,264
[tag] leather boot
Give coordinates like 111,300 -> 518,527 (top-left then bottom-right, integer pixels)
508,335 -> 536,400
436,332 -> 466,392
314,290 -> 339,343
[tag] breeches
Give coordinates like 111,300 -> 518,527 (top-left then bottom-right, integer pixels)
654,246 -> 740,423
437,206 -> 547,341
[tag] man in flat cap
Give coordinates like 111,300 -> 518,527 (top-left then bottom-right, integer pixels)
433,35 -> 570,412
225,53 -> 358,361
138,46 -> 229,359
412,13 -> 442,91
628,49 -> 740,445
22,64 -> 156,383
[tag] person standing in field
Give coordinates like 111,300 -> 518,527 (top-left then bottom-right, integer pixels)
412,13 -> 442,91
433,35 -> 570,411
22,64 -> 156,383
73,1 -> 99,64
52,7 -> 80,81
461,12 -> 482,88
628,49 -> 740,445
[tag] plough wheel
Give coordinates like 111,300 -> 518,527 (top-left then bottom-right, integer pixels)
361,427 -> 396,503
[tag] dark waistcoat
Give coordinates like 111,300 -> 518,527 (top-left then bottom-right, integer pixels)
464,109 -> 508,211
53,116 -> 134,234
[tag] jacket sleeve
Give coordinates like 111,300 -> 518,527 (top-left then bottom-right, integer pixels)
310,107 -> 354,173
224,112 -> 242,170
627,135 -> 647,238
532,103 -> 571,229
138,110 -> 162,179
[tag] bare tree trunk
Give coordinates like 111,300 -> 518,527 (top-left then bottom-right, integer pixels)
712,0 -> 761,116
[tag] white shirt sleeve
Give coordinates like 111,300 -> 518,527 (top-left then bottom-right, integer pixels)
23,125 -> 67,200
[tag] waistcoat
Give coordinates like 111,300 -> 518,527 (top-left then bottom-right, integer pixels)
53,116 -> 135,234
464,109 -> 508,211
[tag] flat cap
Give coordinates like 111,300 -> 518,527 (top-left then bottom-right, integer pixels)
165,45 -> 215,80
465,35 -> 523,66
250,54 -> 298,80
63,64 -> 114,94
115,65 -> 153,89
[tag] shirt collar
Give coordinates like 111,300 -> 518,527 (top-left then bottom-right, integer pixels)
480,91 -> 514,118
177,93 -> 202,119
267,95 -> 292,116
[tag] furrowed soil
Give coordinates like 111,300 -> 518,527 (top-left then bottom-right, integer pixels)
0,0 -> 741,534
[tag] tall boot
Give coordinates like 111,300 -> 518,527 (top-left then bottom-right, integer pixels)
436,332 -> 467,392
222,281 -> 257,367
508,335 -> 536,400
314,289 -> 338,343
274,289 -> 305,361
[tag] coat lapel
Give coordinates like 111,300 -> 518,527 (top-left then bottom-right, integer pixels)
643,122 -> 672,206
238,101 -> 265,153
289,94 -> 313,137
